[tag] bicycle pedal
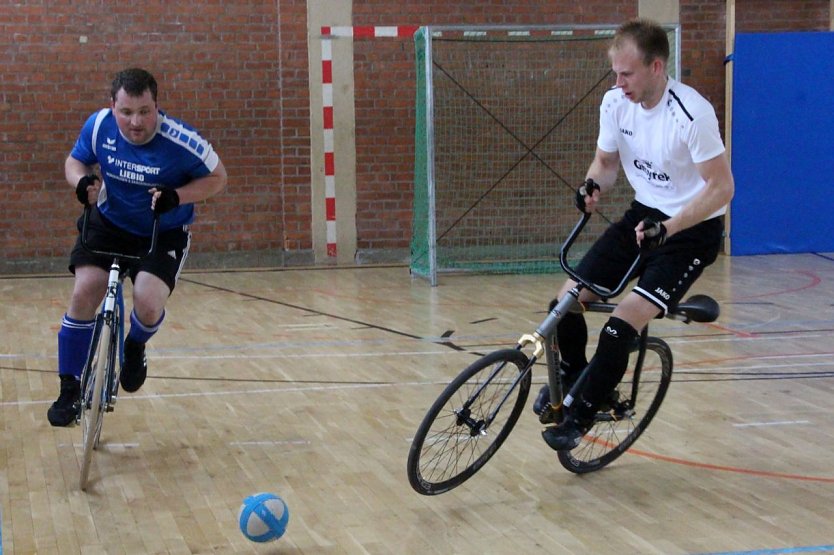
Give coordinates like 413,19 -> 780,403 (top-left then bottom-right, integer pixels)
538,403 -> 562,425
612,405 -> 634,420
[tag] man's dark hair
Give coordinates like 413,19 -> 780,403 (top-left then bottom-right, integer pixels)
612,18 -> 670,66
110,67 -> 158,102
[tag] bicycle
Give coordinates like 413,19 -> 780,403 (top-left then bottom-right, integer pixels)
76,205 -> 159,490
406,213 -> 719,495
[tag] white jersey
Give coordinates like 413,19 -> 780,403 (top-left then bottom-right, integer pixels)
597,77 -> 727,218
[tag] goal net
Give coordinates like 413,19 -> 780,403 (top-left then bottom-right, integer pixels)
411,25 -> 680,285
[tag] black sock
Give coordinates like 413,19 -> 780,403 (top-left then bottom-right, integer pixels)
555,309 -> 588,378
575,316 -> 638,415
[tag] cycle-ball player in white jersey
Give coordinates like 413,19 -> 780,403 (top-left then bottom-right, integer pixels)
534,19 -> 735,450
48,68 -> 227,426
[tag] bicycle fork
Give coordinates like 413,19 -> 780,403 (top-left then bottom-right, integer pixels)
455,356 -> 535,436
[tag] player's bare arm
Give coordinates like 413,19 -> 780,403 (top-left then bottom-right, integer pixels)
65,155 -> 101,204
149,159 -> 228,208
65,155 -> 93,186
637,152 -> 734,240
585,147 -> 620,190
580,147 -> 620,213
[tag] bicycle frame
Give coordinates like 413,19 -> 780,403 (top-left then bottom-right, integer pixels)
99,263 -> 127,408
471,213 -> 642,433
80,207 -> 157,409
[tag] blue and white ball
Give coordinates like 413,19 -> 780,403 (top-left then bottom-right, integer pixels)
238,492 -> 289,542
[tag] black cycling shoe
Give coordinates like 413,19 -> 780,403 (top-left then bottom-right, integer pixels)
532,368 -> 579,417
120,337 -> 147,393
541,416 -> 593,451
47,375 -> 80,427
533,385 -> 563,424
532,385 -> 550,416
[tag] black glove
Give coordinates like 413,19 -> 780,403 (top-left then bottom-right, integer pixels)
75,174 -> 99,206
575,178 -> 600,213
641,218 -> 668,250
153,187 -> 180,214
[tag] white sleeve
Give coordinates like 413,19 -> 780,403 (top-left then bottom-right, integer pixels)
596,97 -> 619,153
685,108 -> 726,164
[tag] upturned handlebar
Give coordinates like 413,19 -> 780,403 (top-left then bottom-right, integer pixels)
523,213 -> 642,353
559,212 -> 641,300
80,205 -> 160,261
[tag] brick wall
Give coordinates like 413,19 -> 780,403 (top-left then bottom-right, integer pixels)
736,0 -> 831,32
0,0 -> 307,269
0,0 -> 829,270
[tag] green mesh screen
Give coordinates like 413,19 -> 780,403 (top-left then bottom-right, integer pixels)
411,26 -> 679,285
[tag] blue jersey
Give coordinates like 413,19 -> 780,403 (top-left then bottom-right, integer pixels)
70,108 -> 220,236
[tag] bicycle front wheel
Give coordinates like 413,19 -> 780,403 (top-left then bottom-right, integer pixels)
407,349 -> 532,495
558,336 -> 672,474
79,314 -> 115,490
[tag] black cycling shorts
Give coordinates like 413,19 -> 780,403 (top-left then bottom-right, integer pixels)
576,201 -> 723,316
68,206 -> 190,293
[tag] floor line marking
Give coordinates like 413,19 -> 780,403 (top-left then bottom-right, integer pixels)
733,420 -> 811,428
229,440 -> 311,447
3,381 -> 444,407
626,446 -> 834,483
58,443 -> 140,450
692,544 -> 834,555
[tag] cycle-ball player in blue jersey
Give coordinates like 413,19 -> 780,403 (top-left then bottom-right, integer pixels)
533,19 -> 735,450
48,68 -> 227,426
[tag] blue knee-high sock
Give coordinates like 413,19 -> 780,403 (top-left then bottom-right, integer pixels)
58,314 -> 96,379
127,309 -> 165,344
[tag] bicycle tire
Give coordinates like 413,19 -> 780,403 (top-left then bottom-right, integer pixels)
79,313 -> 115,490
407,348 -> 531,495
558,336 -> 672,474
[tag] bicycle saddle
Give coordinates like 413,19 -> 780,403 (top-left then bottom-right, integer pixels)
670,294 -> 719,323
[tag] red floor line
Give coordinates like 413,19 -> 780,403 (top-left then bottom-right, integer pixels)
732,269 -> 822,301
625,446 -> 834,483
703,321 -> 757,338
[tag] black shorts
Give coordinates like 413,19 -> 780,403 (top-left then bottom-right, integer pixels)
69,207 -> 191,292
576,201 -> 723,315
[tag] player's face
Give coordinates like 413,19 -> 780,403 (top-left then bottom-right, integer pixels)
610,40 -> 665,109
112,88 -> 158,145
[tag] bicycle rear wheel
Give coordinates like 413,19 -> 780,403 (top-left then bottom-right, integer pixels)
558,336 -> 672,474
79,314 -> 116,490
407,348 -> 531,495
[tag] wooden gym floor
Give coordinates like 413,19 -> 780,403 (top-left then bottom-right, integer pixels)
1,250 -> 834,554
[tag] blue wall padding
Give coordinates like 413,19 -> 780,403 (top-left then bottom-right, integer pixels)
730,32 -> 834,255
